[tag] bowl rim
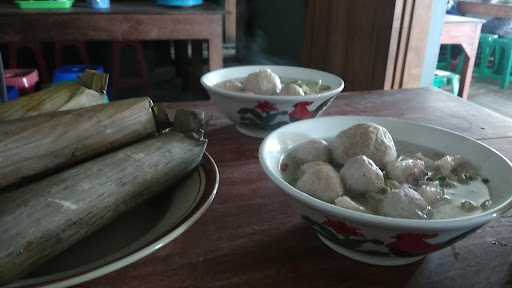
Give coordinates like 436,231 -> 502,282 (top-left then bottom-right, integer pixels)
259,115 -> 512,231
200,65 -> 345,101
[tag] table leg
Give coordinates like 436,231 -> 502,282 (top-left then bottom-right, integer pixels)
458,24 -> 482,100
174,40 -> 190,90
208,36 -> 223,71
190,40 -> 204,92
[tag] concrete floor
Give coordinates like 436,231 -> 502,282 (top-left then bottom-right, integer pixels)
469,78 -> 512,118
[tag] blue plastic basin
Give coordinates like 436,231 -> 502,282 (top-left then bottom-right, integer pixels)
156,0 -> 203,7
53,65 -> 105,84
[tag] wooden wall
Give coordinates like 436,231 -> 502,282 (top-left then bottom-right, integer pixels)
303,0 -> 434,92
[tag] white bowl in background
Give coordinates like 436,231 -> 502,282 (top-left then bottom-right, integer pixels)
201,65 -> 344,138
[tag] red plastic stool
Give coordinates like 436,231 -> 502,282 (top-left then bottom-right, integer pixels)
55,41 -> 90,67
111,41 -> 149,94
7,42 -> 50,83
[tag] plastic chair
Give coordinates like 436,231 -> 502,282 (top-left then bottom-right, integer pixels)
433,69 -> 460,96
474,33 -> 499,79
494,38 -> 512,90
437,45 -> 453,71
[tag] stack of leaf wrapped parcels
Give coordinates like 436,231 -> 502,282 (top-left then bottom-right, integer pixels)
0,71 -> 207,284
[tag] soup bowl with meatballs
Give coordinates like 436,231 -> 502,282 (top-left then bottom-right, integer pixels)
259,116 -> 512,265
200,65 -> 344,138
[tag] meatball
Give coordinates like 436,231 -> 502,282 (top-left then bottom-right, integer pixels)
334,196 -> 368,213
413,153 -> 435,170
386,179 -> 401,190
279,83 -> 305,96
288,139 -> 331,167
332,123 -> 397,168
417,181 -> 444,205
297,161 -> 326,178
223,80 -> 244,92
434,155 -> 476,183
379,185 -> 431,219
339,155 -> 385,197
434,155 -> 463,178
367,189 -> 387,213
296,161 -> 344,203
244,69 -> 282,95
386,158 -> 427,185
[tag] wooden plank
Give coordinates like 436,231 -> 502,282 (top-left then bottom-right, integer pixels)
325,0 -> 347,81
343,1 -> 375,90
224,0 -> 237,43
164,87 -> 512,140
208,17 -> 224,70
0,2 -> 224,15
302,0 -> 314,66
392,0 -> 414,88
235,0 -> 247,54
304,0 -> 332,71
0,14 -> 223,42
367,0 -> 398,89
303,0 -> 399,91
81,88 -> 512,288
400,0 -> 433,88
459,1 -> 512,18
383,0 -> 404,89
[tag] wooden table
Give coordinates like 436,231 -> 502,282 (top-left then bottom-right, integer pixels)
459,1 -> 512,18
0,2 -> 223,87
77,88 -> 512,288
441,15 -> 484,100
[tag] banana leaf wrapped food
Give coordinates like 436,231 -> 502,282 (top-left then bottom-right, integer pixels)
0,111 -> 208,284
0,70 -> 109,121
0,97 -> 161,190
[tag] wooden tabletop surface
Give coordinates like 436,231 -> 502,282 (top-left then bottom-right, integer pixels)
80,88 -> 512,288
0,2 -> 223,15
444,14 -> 485,24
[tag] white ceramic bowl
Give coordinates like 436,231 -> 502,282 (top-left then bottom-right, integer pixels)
259,116 -> 512,265
200,65 -> 344,138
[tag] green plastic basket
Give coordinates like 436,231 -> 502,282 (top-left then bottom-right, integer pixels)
16,0 -> 75,9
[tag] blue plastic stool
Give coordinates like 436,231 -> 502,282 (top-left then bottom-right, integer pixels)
53,65 -> 105,84
6,86 -> 19,101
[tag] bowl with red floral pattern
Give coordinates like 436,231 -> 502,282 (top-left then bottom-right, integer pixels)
200,65 -> 344,138
259,116 -> 512,266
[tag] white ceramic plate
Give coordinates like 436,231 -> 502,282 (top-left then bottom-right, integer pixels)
3,153 -> 219,288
